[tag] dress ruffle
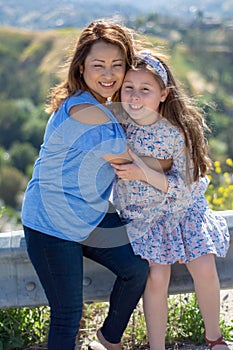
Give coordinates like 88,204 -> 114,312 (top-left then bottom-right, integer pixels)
128,198 -> 230,264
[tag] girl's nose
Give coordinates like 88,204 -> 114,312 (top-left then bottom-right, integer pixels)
131,91 -> 140,100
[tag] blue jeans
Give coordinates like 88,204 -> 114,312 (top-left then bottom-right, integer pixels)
23,208 -> 149,350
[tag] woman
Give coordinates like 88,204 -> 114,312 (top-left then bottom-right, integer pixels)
21,20 -> 150,350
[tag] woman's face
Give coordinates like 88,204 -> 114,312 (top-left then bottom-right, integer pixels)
81,41 -> 126,103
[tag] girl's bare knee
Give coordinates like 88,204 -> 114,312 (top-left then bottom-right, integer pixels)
148,264 -> 170,290
187,254 -> 218,283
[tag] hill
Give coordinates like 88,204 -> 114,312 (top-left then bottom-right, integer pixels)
0,24 -> 232,213
0,0 -> 233,30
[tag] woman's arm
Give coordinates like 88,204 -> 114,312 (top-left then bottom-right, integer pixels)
102,146 -> 133,164
104,151 -> 172,167
69,105 -> 172,167
70,104 -> 133,164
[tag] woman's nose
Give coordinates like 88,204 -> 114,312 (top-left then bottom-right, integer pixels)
103,67 -> 113,77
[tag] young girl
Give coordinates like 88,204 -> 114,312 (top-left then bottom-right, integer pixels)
111,51 -> 230,350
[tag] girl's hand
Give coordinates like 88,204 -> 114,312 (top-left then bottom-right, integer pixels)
111,150 -> 148,181
112,149 -> 169,192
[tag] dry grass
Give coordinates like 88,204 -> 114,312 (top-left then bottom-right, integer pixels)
22,290 -> 233,350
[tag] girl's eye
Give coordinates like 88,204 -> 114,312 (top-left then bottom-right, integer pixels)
94,65 -> 103,68
123,85 -> 133,90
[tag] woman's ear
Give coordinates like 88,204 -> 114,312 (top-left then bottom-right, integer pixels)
160,87 -> 169,102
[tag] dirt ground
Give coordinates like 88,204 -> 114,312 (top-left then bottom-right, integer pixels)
23,289 -> 233,350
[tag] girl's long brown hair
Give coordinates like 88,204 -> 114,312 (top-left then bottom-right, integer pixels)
132,54 -> 213,181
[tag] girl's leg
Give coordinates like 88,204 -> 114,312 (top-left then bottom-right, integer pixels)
143,263 -> 171,350
186,254 -> 229,349
24,226 -> 84,350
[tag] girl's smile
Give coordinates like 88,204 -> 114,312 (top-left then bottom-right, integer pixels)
121,69 -> 168,125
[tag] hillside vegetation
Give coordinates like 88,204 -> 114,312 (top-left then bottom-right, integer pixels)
0,23 -> 232,218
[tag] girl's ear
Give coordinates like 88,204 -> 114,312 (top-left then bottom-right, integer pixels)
160,87 -> 169,102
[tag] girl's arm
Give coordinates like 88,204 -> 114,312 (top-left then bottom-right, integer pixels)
111,150 -> 169,192
140,156 -> 172,172
112,141 -> 193,215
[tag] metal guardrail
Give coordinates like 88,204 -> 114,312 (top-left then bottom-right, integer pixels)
0,210 -> 233,309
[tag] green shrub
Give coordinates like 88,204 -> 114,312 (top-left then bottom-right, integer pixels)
206,158 -> 233,210
0,307 -> 49,349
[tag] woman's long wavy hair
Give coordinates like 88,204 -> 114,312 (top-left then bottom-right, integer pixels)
45,19 -> 135,113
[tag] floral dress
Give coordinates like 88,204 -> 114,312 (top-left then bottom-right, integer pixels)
113,118 -> 230,264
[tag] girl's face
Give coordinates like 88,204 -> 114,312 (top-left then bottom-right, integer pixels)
121,69 -> 168,125
81,41 -> 126,103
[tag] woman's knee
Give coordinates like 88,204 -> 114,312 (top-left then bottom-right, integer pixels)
127,256 -> 149,281
123,255 -> 149,288
135,256 -> 149,276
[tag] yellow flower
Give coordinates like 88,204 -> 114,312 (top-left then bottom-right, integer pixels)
223,191 -> 230,198
214,161 -> 221,167
213,198 -> 223,205
218,187 -> 224,194
226,158 -> 233,167
215,166 -> 222,174
225,178 -> 231,185
223,172 -> 229,177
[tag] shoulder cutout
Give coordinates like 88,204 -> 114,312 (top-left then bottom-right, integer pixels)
69,104 -> 110,125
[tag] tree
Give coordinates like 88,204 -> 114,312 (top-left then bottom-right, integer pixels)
0,147 -> 10,168
9,142 -> 37,173
0,99 -> 30,149
22,104 -> 48,149
0,166 -> 26,208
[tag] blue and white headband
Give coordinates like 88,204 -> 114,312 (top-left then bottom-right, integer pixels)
137,50 -> 168,86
